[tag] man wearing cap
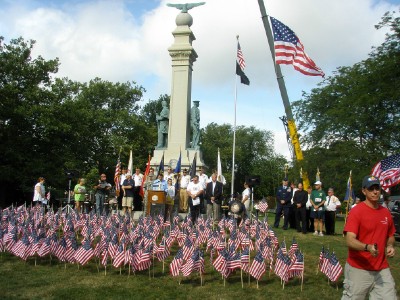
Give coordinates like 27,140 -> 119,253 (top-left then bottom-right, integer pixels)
273,178 -> 292,230
122,174 -> 134,215
310,180 -> 326,236
179,169 -> 191,213
342,175 -> 396,299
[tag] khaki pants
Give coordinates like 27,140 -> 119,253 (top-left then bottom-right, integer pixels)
342,262 -> 396,300
180,188 -> 188,212
206,202 -> 221,221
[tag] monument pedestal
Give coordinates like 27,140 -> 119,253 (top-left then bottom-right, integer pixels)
151,11 -> 205,171
151,148 -> 204,171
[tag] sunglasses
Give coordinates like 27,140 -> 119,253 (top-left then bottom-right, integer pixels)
366,186 -> 380,191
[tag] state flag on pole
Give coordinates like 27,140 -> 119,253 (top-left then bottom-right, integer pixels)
174,150 -> 182,174
236,39 -> 250,85
270,16 -> 325,77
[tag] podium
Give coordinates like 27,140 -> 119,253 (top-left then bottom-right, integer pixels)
146,190 -> 166,216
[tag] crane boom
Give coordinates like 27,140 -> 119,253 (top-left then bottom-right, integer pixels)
257,0 -> 310,189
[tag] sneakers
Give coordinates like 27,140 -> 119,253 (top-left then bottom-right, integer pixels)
313,231 -> 318,236
319,232 -> 324,236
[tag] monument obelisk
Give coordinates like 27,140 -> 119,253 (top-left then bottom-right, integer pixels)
151,3 -> 205,170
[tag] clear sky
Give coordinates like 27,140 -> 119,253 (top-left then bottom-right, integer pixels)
1,0 -> 399,159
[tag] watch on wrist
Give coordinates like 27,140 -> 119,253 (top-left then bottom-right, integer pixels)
364,244 -> 369,252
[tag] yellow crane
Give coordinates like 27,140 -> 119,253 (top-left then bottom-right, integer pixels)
257,0 -> 310,189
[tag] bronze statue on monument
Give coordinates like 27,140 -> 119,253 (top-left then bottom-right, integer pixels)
190,100 -> 200,149
156,100 -> 169,149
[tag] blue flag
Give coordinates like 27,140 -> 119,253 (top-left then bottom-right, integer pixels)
174,151 -> 181,174
158,153 -> 164,176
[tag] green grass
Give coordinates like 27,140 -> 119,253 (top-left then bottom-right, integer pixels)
0,214 -> 399,300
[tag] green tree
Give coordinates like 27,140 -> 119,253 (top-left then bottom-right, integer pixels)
292,10 -> 400,198
201,123 -> 287,199
0,37 -> 152,206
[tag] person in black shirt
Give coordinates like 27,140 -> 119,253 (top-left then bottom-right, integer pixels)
293,182 -> 308,234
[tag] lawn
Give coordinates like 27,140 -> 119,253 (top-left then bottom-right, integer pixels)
0,213 -> 399,300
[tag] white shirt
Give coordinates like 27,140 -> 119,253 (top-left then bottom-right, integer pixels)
167,185 -> 175,198
198,173 -> 209,189
324,195 -> 341,211
120,174 -> 127,185
291,187 -> 298,204
164,172 -> 174,183
180,174 -> 191,188
242,188 -> 250,202
187,181 -> 203,197
306,194 -> 312,209
133,173 -> 143,187
33,182 -> 45,202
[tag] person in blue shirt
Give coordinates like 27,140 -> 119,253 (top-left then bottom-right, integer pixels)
152,173 -> 168,192
273,178 -> 293,230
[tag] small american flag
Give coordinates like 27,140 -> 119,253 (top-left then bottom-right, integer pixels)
327,252 -> 343,282
170,248 -> 184,277
236,39 -> 250,85
371,154 -> 400,190
270,16 -> 324,77
74,238 -> 93,266
249,251 -> 266,281
288,250 -> 304,279
288,237 -> 298,262
241,246 -> 250,273
258,201 -> 268,213
112,243 -> 125,268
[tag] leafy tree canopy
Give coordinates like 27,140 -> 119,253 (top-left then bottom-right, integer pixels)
292,10 -> 400,197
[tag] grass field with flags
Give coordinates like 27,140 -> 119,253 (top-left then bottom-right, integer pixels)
0,209 -> 399,300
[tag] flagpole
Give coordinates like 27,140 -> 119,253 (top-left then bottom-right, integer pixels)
231,36 -> 239,199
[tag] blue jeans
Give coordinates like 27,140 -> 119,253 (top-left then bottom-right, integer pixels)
95,193 -> 105,215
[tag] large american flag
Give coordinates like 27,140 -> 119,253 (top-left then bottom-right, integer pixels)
371,154 -> 400,190
270,16 -> 325,77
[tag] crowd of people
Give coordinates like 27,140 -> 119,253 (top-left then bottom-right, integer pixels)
274,178 -> 343,236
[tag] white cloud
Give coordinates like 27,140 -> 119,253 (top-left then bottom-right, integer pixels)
0,0 -> 398,160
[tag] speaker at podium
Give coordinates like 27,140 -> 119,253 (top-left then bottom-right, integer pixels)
147,190 -> 166,217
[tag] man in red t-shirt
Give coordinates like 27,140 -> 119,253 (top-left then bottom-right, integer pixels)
342,175 -> 396,299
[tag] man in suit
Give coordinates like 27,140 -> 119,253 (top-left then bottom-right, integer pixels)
205,173 -> 223,222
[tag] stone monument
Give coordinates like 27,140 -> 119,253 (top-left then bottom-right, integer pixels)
151,3 -> 206,170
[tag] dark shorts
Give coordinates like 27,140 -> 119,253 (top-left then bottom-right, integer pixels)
310,210 -> 324,219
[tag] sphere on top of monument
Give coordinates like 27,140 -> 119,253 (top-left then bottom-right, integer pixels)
176,12 -> 193,27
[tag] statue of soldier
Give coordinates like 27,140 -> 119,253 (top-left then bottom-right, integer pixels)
190,100 -> 200,149
156,100 -> 169,148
